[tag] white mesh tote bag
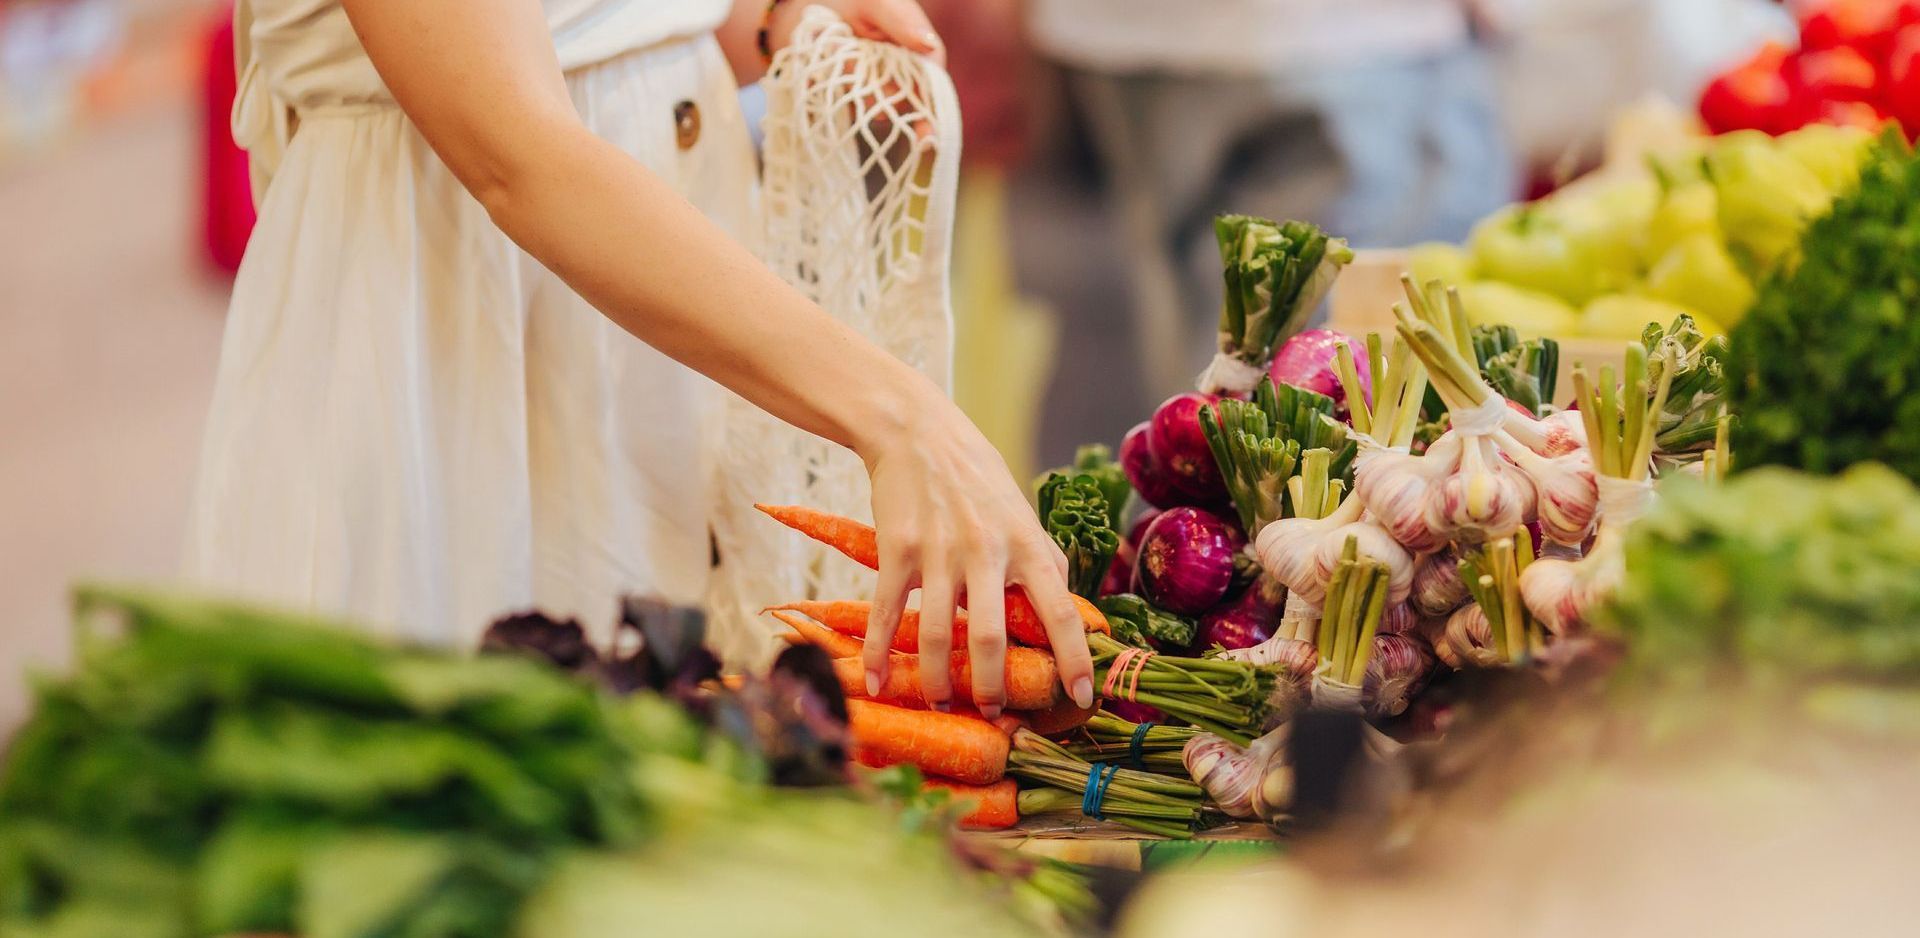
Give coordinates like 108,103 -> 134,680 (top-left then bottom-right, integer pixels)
706,6 -> 962,666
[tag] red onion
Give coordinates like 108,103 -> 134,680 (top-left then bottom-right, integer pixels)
1120,421 -> 1185,509
1195,587 -> 1280,652
1131,507 -> 1244,616
1268,328 -> 1372,416
1148,392 -> 1226,504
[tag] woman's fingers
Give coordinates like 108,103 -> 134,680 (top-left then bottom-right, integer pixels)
1015,544 -> 1096,709
863,543 -> 915,695
963,561 -> 1008,719
916,571 -> 958,711
856,0 -> 943,62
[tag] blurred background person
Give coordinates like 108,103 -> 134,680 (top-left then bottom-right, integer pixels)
1025,0 -> 1518,398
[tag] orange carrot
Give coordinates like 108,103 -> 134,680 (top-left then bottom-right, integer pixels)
764,600 -> 969,653
847,699 -> 1010,785
757,506 -> 1112,644
1014,698 -> 1099,736
923,778 -> 1019,830
767,610 -> 863,658
755,504 -> 879,569
832,649 -> 1061,711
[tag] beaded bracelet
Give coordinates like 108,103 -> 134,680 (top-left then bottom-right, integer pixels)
756,0 -> 798,65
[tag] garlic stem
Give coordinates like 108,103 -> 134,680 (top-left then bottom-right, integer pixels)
1597,364 -> 1621,478
1336,340 -> 1372,436
1623,344 -> 1647,477
1348,566 -> 1390,685
1494,538 -> 1525,662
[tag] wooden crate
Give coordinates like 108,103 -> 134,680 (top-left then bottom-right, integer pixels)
1327,250 -> 1628,410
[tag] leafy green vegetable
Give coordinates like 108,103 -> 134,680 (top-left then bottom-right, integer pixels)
1471,324 -> 1559,418
3,587 -> 1075,938
1727,132 -> 1920,482
1643,313 -> 1730,459
1043,444 -> 1129,530
1605,464 -> 1920,685
1200,378 -> 1350,536
1036,473 -> 1120,599
1213,216 -> 1355,372
1095,594 -> 1198,651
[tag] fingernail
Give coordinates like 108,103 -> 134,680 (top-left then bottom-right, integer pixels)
1072,677 -> 1094,709
931,699 -> 951,713
981,704 -> 1002,720
865,670 -> 881,696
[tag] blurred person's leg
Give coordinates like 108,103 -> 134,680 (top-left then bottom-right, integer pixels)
1414,46 -> 1518,244
1071,68 -> 1297,396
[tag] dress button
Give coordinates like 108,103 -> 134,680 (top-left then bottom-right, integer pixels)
674,100 -> 701,150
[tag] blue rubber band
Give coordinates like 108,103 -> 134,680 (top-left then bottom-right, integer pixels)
1081,762 -> 1120,820
1127,721 -> 1156,771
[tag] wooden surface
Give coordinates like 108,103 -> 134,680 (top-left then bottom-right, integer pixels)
968,821 -> 1283,871
1327,250 -> 1629,410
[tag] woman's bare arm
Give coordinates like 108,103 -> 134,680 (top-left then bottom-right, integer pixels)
338,0 -> 1090,715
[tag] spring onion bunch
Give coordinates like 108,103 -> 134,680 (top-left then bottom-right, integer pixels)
1199,215 -> 1355,394
1087,634 -> 1277,745
1006,729 -> 1207,838
1060,711 -> 1202,775
1199,377 -> 1350,537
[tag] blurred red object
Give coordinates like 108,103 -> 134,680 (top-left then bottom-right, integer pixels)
1790,45 -> 1881,101
1887,26 -> 1920,129
201,3 -> 254,277
1700,43 -> 1796,134
1798,0 -> 1913,59
918,0 -> 1029,170
1816,97 -> 1895,128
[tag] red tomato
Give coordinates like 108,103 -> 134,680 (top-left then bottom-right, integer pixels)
1791,46 -> 1882,102
1800,0 -> 1905,56
1887,25 -> 1920,129
1817,98 -> 1894,129
1700,43 -> 1797,133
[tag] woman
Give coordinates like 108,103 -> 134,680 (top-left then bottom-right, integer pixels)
185,0 -> 1094,719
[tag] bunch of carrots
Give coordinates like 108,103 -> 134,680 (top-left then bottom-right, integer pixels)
757,504 -> 1277,836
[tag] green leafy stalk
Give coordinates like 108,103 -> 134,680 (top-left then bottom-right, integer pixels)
1095,594 -> 1198,650
1088,634 -> 1276,746
1317,537 -> 1391,685
1212,215 -> 1356,371
1059,712 -> 1201,774
1459,534 -> 1539,665
1007,731 -> 1207,838
1643,314 -> 1730,458
1037,473 -> 1120,599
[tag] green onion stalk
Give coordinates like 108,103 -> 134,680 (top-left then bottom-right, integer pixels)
1008,729 -> 1208,838
1477,325 -> 1560,419
1309,536 -> 1391,712
1454,534 -> 1539,666
1059,711 -> 1202,776
1088,634 -> 1276,746
1095,593 -> 1198,651
1200,215 -> 1355,394
1037,473 -> 1120,600
1516,344 -> 1675,636
1643,314 -> 1731,465
1199,377 -> 1351,538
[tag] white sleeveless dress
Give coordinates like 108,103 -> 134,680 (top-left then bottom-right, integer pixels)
184,0 -> 753,648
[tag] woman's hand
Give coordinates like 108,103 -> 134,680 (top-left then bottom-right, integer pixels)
855,382 -> 1094,720
766,0 -> 945,64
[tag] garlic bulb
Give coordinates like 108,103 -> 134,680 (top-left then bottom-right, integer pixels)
1313,520 -> 1414,605
1424,434 -> 1534,545
1504,408 -> 1588,458
1353,434 -> 1454,554
1377,601 -> 1418,636
1436,603 -> 1502,669
1496,429 -> 1599,546
1253,495 -> 1362,605
1363,633 -> 1436,719
1410,546 -> 1470,617
1183,727 -> 1288,821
